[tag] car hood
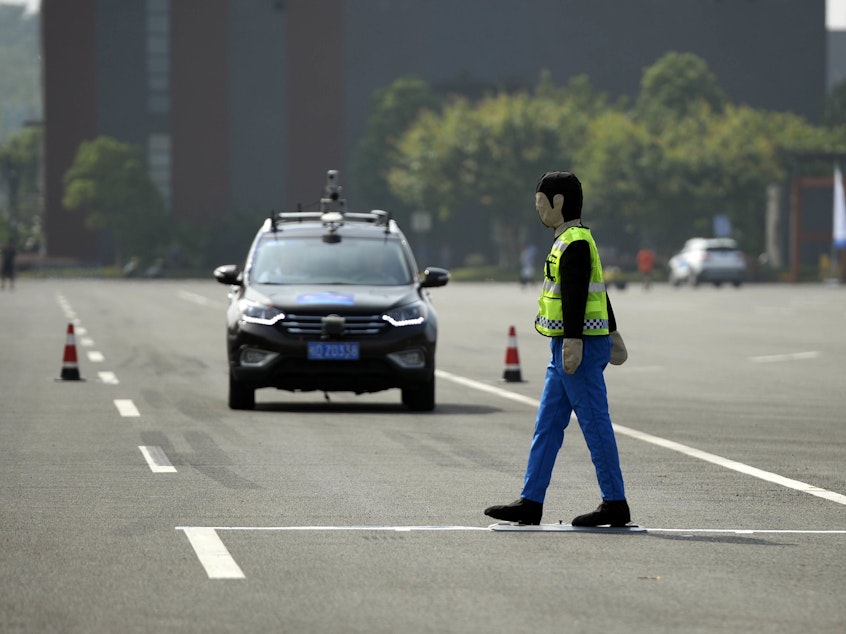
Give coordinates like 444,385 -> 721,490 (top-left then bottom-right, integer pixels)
247,284 -> 420,313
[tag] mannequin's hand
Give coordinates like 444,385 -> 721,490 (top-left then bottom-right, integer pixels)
562,338 -> 583,374
610,330 -> 628,365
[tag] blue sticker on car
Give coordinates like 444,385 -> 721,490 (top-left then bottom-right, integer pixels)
296,293 -> 354,305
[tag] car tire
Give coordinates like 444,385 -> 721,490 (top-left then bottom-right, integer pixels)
402,377 -> 435,412
229,373 -> 255,410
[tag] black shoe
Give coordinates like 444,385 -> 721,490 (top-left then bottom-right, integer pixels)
484,498 -> 543,525
571,500 -> 631,527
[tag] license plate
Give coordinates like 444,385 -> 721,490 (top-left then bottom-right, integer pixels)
307,342 -> 359,361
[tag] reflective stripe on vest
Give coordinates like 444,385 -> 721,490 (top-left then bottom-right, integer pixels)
535,226 -> 609,337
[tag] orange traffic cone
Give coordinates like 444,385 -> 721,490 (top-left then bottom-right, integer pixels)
502,325 -> 523,382
59,323 -> 83,381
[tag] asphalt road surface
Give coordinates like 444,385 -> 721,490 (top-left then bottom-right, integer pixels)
1,278 -> 844,633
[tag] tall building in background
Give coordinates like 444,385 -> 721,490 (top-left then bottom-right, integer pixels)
41,0 -> 826,263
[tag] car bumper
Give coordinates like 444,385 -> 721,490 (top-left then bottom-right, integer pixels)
695,267 -> 745,282
227,323 -> 435,393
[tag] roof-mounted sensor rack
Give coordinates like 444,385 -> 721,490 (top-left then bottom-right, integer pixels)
269,171 -> 392,232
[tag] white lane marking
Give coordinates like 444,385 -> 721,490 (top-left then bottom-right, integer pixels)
181,528 -> 245,579
435,369 -> 846,506
75,326 -> 88,336
87,351 -> 105,362
614,423 -> 846,506
436,369 -> 539,408
80,337 -> 94,347
114,399 -> 140,417
750,351 -> 820,363
139,446 -> 177,473
98,371 -> 119,384
176,525 -> 846,536
177,290 -> 214,306
644,528 -> 846,535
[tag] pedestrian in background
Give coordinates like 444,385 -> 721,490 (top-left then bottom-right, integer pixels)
637,246 -> 656,289
485,171 -> 631,527
519,243 -> 537,288
1,240 -> 16,290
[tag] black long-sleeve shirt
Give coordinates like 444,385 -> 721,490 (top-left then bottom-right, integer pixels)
558,239 -> 617,339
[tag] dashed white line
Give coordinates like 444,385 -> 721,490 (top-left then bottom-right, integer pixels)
98,371 -> 119,384
435,369 -> 846,506
177,290 -> 214,306
114,399 -> 140,417
139,446 -> 177,473
750,351 -> 820,363
181,528 -> 245,580
87,351 -> 105,362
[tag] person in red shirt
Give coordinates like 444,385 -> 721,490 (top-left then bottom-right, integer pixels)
636,247 -> 656,289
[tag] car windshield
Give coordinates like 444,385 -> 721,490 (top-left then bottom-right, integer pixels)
250,235 -> 415,285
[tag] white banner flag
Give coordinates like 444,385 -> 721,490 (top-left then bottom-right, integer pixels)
835,164 -> 846,250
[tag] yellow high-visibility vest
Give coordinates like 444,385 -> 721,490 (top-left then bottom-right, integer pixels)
535,226 -> 609,337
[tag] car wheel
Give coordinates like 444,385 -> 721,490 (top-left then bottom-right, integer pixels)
732,280 -> 742,288
402,377 -> 435,412
229,373 -> 255,410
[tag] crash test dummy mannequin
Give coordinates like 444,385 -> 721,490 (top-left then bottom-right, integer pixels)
484,171 -> 631,526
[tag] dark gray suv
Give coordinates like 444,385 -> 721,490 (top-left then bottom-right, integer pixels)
213,171 -> 449,411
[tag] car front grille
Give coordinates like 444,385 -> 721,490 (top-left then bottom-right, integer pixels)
282,313 -> 387,337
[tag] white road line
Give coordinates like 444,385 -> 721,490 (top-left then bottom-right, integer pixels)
87,351 -> 105,362
175,525 -> 846,536
98,371 -> 119,384
177,290 -> 214,306
75,326 -> 88,336
614,423 -> 846,505
178,525 -> 490,532
80,337 -> 94,347
644,528 -> 846,535
138,446 -> 177,473
114,399 -> 140,417
750,351 -> 820,363
435,369 -> 846,506
181,528 -> 245,579
436,369 -> 539,408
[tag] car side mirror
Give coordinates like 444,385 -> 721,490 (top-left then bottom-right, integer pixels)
214,264 -> 243,286
420,266 -> 450,288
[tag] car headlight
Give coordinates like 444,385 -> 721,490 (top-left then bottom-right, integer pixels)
240,300 -> 285,325
383,303 -> 426,327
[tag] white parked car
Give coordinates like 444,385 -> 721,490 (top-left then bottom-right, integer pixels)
668,238 -> 746,287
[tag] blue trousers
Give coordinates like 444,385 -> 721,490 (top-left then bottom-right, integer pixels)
521,335 -> 626,503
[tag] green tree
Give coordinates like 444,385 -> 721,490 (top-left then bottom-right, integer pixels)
0,5 -> 41,143
823,79 -> 846,128
575,110 -> 665,247
348,75 -> 441,213
0,125 -> 41,246
634,51 -> 728,133
382,53 -> 846,268
388,73 -> 614,265
63,137 -> 168,264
